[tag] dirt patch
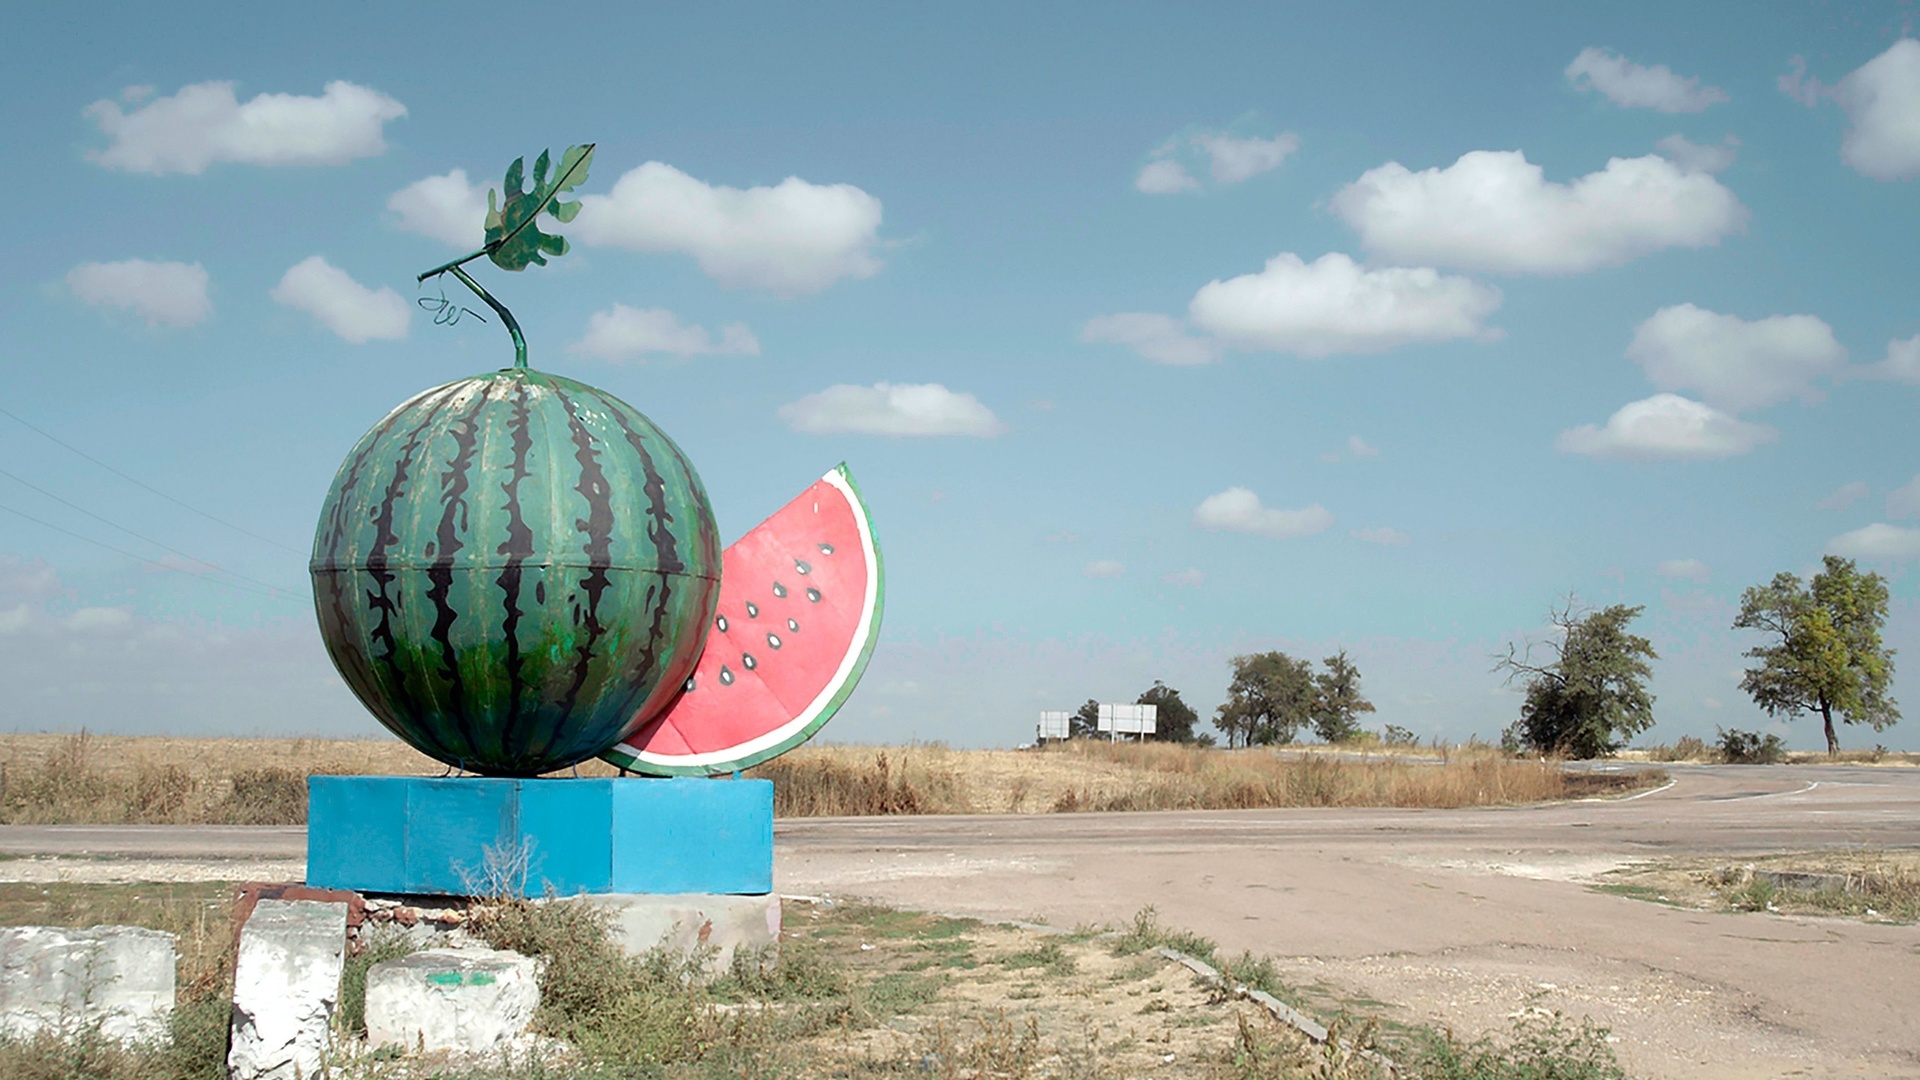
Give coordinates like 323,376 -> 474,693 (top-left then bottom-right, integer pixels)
1594,850 -> 1920,921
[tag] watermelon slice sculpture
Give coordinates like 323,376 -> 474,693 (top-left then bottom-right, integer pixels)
604,464 -> 883,775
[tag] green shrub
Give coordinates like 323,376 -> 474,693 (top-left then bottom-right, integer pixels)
1717,728 -> 1786,765
1413,1007 -> 1626,1080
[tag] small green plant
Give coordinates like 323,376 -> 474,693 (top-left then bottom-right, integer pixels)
1381,724 -> 1419,747
338,927 -> 419,1036
1716,727 -> 1787,764
1411,1010 -> 1626,1079
998,938 -> 1077,977
1112,906 -> 1218,965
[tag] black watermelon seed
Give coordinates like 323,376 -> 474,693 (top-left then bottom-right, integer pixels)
767,633 -> 782,649
743,653 -> 757,670
772,582 -> 788,598
684,677 -> 696,692
535,581 -> 546,604
787,618 -> 799,631
716,615 -> 729,633
795,559 -> 811,575
806,588 -> 821,602
819,543 -> 834,555
745,601 -> 759,618
720,666 -> 735,685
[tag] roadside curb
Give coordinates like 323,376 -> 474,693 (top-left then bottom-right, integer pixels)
1152,945 -> 1402,1075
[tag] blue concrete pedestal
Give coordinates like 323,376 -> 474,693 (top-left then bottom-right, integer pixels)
306,776 -> 773,897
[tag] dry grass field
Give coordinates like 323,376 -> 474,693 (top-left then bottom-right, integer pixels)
0,731 -> 1660,826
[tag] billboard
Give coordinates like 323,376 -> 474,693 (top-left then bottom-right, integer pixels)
1037,711 -> 1072,740
1096,702 -> 1157,735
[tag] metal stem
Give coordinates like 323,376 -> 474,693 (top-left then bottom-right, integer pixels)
416,248 -> 488,284
445,265 -> 527,369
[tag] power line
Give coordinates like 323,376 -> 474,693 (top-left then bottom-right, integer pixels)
0,404 -> 306,554
0,466 -> 298,597
0,500 -> 298,603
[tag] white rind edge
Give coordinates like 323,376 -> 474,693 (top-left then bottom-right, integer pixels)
623,467 -> 878,769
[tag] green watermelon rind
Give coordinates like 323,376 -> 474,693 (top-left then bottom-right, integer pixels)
601,463 -> 884,776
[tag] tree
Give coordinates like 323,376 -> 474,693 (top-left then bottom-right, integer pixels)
1070,699 -> 1102,740
1214,651 -> 1317,747
1496,601 -> 1657,759
1137,681 -> 1202,742
1310,650 -> 1375,743
1733,555 -> 1899,755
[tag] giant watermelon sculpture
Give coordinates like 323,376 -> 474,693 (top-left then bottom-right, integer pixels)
310,368 -> 722,775
309,143 -> 882,777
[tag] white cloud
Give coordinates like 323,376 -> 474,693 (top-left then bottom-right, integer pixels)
1656,558 -> 1711,582
1193,132 -> 1298,183
270,256 -> 410,343
1194,488 -> 1333,538
1162,568 -> 1205,587
0,604 -> 30,634
0,557 -> 59,602
1555,393 -> 1778,460
1779,56 -> 1828,107
1828,523 -> 1920,560
1330,150 -> 1747,275
568,305 -> 759,362
1566,48 -> 1729,113
84,80 -> 405,175
1188,252 -> 1501,356
1080,312 -> 1221,365
66,259 -> 210,328
1819,480 -> 1871,510
1788,40 -> 1920,180
1655,133 -> 1740,174
1320,435 -> 1382,463
1887,474 -> 1920,519
1083,560 -> 1126,579
1135,158 -> 1199,194
387,169 -> 488,248
66,607 -> 133,632
1136,129 -> 1296,193
573,162 -> 883,294
1871,334 -> 1920,382
778,383 -> 1003,437
1626,303 -> 1846,412
1352,527 -> 1410,546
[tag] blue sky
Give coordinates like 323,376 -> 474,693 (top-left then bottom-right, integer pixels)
3,1 -> 1918,751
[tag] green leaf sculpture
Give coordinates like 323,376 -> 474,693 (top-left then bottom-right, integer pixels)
484,143 -> 595,273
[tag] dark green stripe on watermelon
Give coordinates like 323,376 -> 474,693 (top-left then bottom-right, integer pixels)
309,368 -> 721,776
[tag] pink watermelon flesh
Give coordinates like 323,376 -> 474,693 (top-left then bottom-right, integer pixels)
603,464 -> 882,775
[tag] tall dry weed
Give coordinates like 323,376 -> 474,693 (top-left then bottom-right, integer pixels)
750,747 -> 972,816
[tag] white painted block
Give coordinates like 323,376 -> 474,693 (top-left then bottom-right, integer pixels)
228,899 -> 347,1080
0,924 -> 176,1043
364,948 -> 538,1054
583,892 -> 781,974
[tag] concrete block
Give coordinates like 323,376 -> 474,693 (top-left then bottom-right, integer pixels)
228,899 -> 348,1080
364,948 -> 538,1054
584,893 -> 781,973
308,775 -> 773,897
0,924 -> 176,1043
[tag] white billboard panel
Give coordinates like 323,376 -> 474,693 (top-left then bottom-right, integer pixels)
1096,703 -> 1157,735
1037,711 -> 1072,740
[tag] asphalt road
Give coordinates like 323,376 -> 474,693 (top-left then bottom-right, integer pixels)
3,763 -> 1916,1078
